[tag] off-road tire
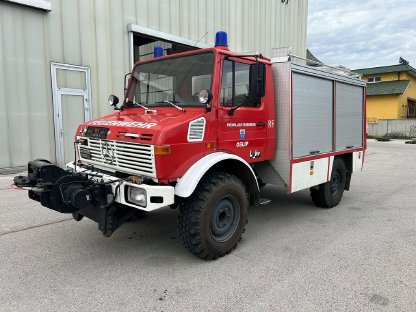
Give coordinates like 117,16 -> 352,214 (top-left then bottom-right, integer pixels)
177,172 -> 248,260
310,158 -> 346,208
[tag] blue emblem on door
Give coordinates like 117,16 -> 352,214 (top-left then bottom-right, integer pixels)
240,129 -> 246,139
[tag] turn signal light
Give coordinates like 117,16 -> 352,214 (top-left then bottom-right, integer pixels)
154,145 -> 171,155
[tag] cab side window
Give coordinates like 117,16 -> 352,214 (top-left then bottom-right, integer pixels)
220,60 -> 260,107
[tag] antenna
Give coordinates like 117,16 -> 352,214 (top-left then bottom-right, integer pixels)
195,31 -> 209,47
399,57 -> 409,65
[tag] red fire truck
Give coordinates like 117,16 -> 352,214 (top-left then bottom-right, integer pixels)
15,32 -> 366,259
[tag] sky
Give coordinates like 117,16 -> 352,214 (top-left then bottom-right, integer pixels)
307,0 -> 416,70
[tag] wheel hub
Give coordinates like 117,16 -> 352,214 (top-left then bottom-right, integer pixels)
210,195 -> 240,242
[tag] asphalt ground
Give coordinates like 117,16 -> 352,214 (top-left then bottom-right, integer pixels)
1,140 -> 415,312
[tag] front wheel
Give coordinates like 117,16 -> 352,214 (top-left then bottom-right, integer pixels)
310,158 -> 347,208
177,172 -> 248,260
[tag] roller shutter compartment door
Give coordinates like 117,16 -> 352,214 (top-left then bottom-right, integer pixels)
335,83 -> 364,150
292,73 -> 333,158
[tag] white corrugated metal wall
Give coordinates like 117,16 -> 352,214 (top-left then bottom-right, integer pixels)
0,0 -> 308,168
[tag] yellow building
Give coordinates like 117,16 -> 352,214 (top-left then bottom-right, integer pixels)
306,50 -> 416,122
354,64 -> 416,121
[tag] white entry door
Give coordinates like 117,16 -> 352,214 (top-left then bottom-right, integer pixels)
51,63 -> 92,167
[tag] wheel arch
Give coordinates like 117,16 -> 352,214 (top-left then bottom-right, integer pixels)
174,152 -> 259,207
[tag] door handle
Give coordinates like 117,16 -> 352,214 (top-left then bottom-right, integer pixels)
256,122 -> 266,127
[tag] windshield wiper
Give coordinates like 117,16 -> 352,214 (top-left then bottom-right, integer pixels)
164,100 -> 186,112
125,100 -> 150,110
155,100 -> 186,112
132,101 -> 150,110
227,102 -> 245,116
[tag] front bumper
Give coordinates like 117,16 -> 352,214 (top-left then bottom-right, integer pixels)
14,159 -> 175,237
66,163 -> 175,212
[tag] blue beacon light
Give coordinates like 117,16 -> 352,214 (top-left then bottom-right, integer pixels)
153,46 -> 164,58
215,31 -> 228,48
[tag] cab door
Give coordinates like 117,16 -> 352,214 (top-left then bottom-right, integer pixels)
217,57 -> 268,163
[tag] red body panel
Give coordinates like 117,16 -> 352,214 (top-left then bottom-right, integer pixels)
76,47 -> 275,182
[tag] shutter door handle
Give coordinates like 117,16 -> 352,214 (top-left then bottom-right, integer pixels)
256,122 -> 266,127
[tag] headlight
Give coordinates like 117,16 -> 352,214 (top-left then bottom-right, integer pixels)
127,187 -> 147,207
198,89 -> 211,104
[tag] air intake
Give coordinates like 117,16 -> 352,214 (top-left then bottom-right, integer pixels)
187,117 -> 206,142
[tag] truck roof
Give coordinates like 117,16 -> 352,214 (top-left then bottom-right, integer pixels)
133,47 -> 272,68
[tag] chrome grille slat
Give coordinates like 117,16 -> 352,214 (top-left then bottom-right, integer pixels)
89,142 -> 152,153
113,154 -> 153,164
117,164 -> 154,173
113,147 -> 152,155
112,157 -> 153,167
79,138 -> 156,178
115,150 -> 151,158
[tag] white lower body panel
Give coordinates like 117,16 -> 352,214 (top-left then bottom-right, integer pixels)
352,151 -> 364,172
291,157 -> 334,193
290,150 -> 365,193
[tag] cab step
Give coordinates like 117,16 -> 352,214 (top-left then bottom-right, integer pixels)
259,198 -> 271,205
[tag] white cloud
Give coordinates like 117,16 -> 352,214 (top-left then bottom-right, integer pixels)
308,0 -> 416,69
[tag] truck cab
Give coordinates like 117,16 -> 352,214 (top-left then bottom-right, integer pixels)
115,46 -> 276,179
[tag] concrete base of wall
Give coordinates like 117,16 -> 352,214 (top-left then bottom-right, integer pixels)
367,119 -> 416,137
0,166 -> 26,175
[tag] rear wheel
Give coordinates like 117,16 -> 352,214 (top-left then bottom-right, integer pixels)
177,172 -> 248,260
310,158 -> 347,208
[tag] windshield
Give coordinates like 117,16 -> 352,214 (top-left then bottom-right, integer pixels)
128,52 -> 214,108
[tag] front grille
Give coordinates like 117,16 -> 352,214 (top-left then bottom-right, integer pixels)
79,138 -> 156,178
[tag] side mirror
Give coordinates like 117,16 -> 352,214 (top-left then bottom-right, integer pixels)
249,63 -> 266,98
108,95 -> 120,110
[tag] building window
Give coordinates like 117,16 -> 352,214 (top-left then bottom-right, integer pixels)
128,24 -> 208,67
408,99 -> 416,118
132,34 -> 197,63
367,76 -> 381,83
220,60 -> 260,107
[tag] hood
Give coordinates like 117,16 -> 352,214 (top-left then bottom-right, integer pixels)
78,107 -> 205,144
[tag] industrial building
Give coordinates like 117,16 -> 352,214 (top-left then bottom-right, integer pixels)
0,0 -> 308,169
